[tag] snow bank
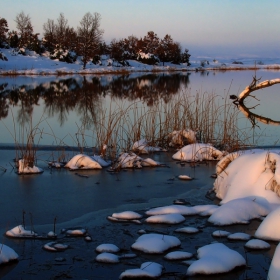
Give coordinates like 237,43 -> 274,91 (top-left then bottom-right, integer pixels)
213,149 -> 280,205
186,243 -> 246,276
172,143 -> 224,161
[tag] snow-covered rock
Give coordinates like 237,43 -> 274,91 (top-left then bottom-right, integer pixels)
6,225 -> 38,238
65,154 -> 102,170
0,244 -> 18,264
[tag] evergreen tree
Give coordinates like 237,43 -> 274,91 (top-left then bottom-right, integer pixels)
0,17 -> 8,47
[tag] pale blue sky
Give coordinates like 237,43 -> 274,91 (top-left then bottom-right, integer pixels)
1,0 -> 279,58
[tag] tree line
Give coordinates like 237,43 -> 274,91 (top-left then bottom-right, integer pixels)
0,12 -> 191,69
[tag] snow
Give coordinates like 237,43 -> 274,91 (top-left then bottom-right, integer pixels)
186,243 -> 246,276
6,225 -> 38,238
18,159 -> 43,174
212,230 -> 231,237
119,262 -> 163,279
227,232 -> 251,241
1,48 -> 280,75
65,154 -> 102,170
208,197 -> 270,225
174,226 -> 199,234
178,175 -> 193,180
168,129 -> 197,147
145,213 -> 185,224
131,233 -> 181,254
132,139 -> 166,154
172,143 -> 225,162
268,243 -> 280,280
213,149 -> 280,206
112,211 -> 142,220
244,239 -> 270,250
43,242 -> 69,252
62,228 -> 87,236
96,252 -> 120,263
95,243 -> 120,253
0,244 -> 18,264
255,206 -> 280,241
164,251 -> 193,260
146,205 -> 198,216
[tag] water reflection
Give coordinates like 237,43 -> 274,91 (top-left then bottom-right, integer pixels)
0,73 -> 190,126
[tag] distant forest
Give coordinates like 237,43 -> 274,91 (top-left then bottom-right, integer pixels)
0,12 -> 191,69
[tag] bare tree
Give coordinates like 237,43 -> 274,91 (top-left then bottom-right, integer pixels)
77,12 -> 104,69
15,11 -> 32,36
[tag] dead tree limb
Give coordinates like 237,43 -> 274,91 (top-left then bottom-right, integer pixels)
238,78 -> 280,103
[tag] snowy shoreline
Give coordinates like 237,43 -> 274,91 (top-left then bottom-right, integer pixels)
1,48 -> 280,76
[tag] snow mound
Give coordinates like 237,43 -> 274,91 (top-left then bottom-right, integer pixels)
212,230 -> 231,237
112,211 -> 142,220
6,225 -> 38,238
18,159 -> 43,174
168,129 -> 197,147
132,139 -> 166,154
213,149 -> 280,205
96,252 -> 119,263
172,143 -> 224,161
178,175 -> 193,180
0,244 -> 18,264
244,239 -> 270,249
145,213 -> 185,224
268,243 -> 280,280
65,154 -> 102,170
91,155 -> 111,167
164,251 -> 193,260
96,243 -> 120,253
186,243 -> 246,276
227,232 -> 251,241
119,262 -> 163,279
208,197 -> 270,225
131,233 -> 181,254
255,206 -> 280,241
43,242 -> 68,252
146,205 -> 198,216
175,227 -> 199,234
193,204 -> 219,216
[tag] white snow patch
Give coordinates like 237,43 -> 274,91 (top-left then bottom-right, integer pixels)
119,262 -> 163,279
145,213 -> 185,224
6,225 -> 38,238
227,232 -> 251,241
112,211 -> 142,220
131,233 -> 181,254
268,243 -> 280,280
65,154 -> 102,170
186,243 -> 246,276
164,251 -> 193,260
175,227 -> 199,234
18,159 -> 43,174
244,239 -> 270,249
212,230 -> 231,237
0,244 -> 18,264
146,205 -> 198,216
96,243 -> 120,253
96,252 -> 119,263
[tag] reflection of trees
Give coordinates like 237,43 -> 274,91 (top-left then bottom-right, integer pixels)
0,73 -> 190,125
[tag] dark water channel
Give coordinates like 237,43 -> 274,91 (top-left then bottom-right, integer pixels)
0,71 -> 280,279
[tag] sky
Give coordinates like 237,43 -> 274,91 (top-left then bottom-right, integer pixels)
1,0 -> 280,59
